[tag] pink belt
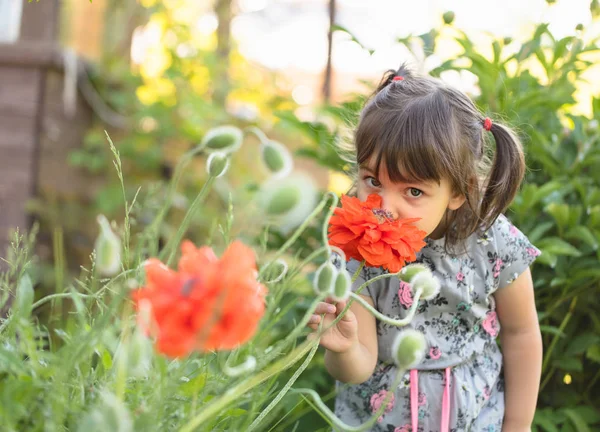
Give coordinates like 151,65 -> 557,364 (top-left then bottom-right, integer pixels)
410,367 -> 451,432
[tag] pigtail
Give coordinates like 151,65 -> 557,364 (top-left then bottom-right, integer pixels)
480,120 -> 525,226
374,63 -> 413,93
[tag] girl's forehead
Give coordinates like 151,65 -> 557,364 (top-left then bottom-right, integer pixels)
359,158 -> 440,187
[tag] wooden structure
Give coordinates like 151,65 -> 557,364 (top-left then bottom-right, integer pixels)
0,0 -> 94,262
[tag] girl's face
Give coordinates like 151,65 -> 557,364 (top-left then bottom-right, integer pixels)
357,159 -> 466,239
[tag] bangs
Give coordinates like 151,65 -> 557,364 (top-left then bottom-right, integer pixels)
355,92 -> 456,184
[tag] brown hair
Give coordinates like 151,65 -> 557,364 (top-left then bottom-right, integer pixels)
346,64 -> 525,253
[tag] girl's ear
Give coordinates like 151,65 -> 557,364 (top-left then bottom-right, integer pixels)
448,193 -> 466,211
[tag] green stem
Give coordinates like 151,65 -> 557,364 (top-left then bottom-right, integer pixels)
247,330 -> 321,432
320,192 -> 339,246
290,366 -> 406,432
179,337 -> 321,432
244,126 -> 269,144
351,261 -> 365,283
161,176 -> 216,266
259,193 -> 336,277
349,288 -> 422,327
147,146 -> 207,243
541,296 -> 578,376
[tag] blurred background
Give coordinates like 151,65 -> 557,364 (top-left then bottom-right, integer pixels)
1,0 -> 600,430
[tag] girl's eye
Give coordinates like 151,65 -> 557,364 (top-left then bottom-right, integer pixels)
365,176 -> 381,188
408,188 -> 423,197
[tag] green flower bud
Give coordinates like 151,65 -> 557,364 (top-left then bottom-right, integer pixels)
397,263 -> 430,282
77,391 -> 133,432
314,262 -> 337,295
503,37 -> 513,45
260,140 -> 293,179
410,271 -> 441,300
443,11 -> 455,25
259,173 -> 318,234
95,215 -> 122,277
123,328 -> 153,379
592,0 -> 600,19
575,23 -> 584,32
392,330 -> 427,369
265,184 -> 301,215
206,152 -> 230,178
331,271 -> 351,301
200,125 -> 243,154
261,259 -> 288,284
15,274 -> 34,318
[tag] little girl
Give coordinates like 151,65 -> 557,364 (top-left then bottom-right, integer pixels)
307,65 -> 543,431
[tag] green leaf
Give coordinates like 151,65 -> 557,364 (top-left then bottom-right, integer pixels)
101,349 -> 113,371
566,226 -> 599,250
586,345 -> 600,363
565,333 -> 599,356
570,407 -> 600,425
15,274 -> 34,318
539,325 -> 565,338
536,237 -> 583,257
545,203 -> 570,231
528,222 -> 555,243
331,24 -> 375,55
564,408 -> 591,432
534,410 -> 561,432
553,357 -> 583,372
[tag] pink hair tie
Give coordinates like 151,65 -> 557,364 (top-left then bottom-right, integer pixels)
483,117 -> 493,131
392,76 -> 404,81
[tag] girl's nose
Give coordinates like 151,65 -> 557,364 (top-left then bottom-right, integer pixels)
380,193 -> 399,219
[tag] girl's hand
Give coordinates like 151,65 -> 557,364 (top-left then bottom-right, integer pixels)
306,298 -> 359,353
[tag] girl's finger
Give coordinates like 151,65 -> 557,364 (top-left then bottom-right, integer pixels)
314,302 -> 337,315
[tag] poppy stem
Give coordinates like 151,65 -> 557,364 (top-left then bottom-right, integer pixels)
351,260 -> 366,283
180,337 -> 321,432
349,288 -> 423,327
290,366 -> 406,432
247,327 -> 322,432
264,192 -> 338,270
161,176 -> 216,266
145,144 -> 207,256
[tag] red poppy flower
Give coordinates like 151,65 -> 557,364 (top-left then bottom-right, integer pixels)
328,194 -> 427,273
132,240 -> 267,358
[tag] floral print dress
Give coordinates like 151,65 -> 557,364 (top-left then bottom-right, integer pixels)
333,214 -> 541,432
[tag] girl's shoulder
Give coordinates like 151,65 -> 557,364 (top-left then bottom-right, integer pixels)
471,213 -> 541,289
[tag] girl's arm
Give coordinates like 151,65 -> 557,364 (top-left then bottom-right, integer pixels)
494,267 -> 542,432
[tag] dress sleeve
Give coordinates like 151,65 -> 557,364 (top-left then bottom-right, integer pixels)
489,214 -> 541,290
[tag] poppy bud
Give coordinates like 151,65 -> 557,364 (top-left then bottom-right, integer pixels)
77,391 -> 133,432
410,271 -> 441,300
95,215 -> 122,277
392,330 -> 427,369
114,327 -> 153,380
265,184 -> 301,216
259,173 -> 318,234
331,270 -> 351,302
592,0 -> 600,19
200,125 -> 243,154
206,152 -> 230,178
397,263 -> 429,282
443,11 -> 455,25
15,274 -> 34,318
314,262 -> 337,295
260,140 -> 293,179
